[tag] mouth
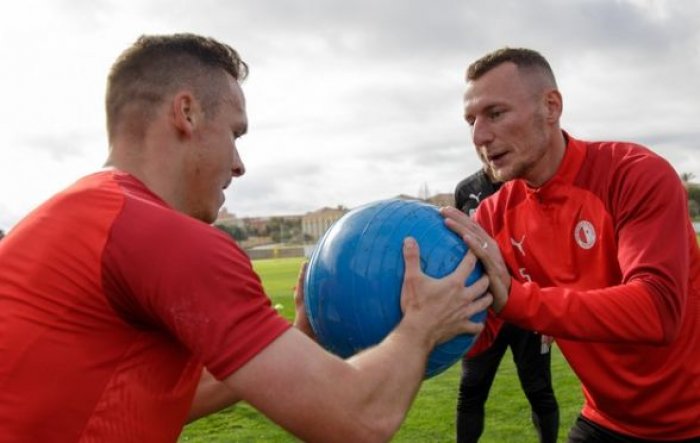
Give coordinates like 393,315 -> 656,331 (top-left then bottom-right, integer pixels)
487,151 -> 508,167
487,151 -> 506,161
222,178 -> 232,190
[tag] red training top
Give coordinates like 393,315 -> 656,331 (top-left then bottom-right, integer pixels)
473,134 -> 700,440
0,171 -> 290,442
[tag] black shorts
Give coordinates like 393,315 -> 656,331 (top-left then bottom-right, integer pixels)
567,416 -> 700,443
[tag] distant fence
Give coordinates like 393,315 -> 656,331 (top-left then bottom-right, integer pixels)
246,245 -> 316,260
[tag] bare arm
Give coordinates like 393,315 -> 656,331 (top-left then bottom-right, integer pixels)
189,261 -> 313,421
223,237 -> 491,442
187,368 -> 239,423
188,260 -> 317,422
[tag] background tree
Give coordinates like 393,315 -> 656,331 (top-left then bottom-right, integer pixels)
681,172 -> 700,219
680,172 -> 696,184
267,217 -> 302,244
214,223 -> 248,242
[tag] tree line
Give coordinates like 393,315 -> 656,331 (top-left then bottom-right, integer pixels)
682,173 -> 700,219
214,217 -> 307,244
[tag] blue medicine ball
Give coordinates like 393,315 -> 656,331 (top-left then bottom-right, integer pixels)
304,199 -> 486,378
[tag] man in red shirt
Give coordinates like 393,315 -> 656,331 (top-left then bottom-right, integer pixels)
443,47 -> 700,441
0,33 -> 491,442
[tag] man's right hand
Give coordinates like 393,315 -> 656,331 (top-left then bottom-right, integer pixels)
398,236 -> 492,351
441,206 -> 512,313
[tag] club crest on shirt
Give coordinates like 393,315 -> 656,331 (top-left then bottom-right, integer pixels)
574,220 -> 596,250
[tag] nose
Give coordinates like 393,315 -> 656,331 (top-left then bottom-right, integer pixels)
232,147 -> 245,177
471,117 -> 494,148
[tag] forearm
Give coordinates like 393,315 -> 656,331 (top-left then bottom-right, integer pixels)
341,320 -> 433,437
187,368 -> 240,423
501,279 -> 668,343
225,328 -> 434,443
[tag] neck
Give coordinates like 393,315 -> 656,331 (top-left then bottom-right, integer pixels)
105,137 -> 185,212
524,129 -> 567,188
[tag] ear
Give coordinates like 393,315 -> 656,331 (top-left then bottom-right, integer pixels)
543,89 -> 563,124
171,91 -> 199,137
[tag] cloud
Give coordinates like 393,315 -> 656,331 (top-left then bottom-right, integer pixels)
0,0 -> 698,230
20,131 -> 103,162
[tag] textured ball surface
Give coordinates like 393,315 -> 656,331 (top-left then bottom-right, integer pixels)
304,199 -> 486,378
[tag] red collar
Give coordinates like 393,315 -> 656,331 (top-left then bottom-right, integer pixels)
521,131 -> 585,199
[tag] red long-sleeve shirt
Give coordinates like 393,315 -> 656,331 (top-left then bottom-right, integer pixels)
474,134 -> 700,440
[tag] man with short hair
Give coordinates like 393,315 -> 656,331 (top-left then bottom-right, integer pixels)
443,47 -> 700,441
0,33 -> 491,442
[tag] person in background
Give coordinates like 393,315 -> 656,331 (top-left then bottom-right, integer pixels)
454,155 -> 559,443
0,33 -> 492,442
443,47 -> 700,442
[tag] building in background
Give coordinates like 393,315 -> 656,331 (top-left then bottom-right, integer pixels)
301,206 -> 349,242
425,193 -> 454,208
216,192 -> 456,258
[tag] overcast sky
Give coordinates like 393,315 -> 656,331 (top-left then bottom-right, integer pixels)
1,0 -> 698,231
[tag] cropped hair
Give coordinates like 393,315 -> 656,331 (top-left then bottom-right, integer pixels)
466,47 -> 557,88
106,33 -> 248,141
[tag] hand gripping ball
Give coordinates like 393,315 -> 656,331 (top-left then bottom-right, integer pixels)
304,199 -> 486,378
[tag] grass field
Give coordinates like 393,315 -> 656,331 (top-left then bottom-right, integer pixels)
179,257 -> 583,442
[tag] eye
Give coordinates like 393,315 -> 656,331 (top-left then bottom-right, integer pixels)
232,129 -> 246,141
465,116 -> 475,127
488,109 -> 504,120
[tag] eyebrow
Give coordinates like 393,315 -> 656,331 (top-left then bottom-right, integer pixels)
470,101 -> 506,113
483,104 -> 504,112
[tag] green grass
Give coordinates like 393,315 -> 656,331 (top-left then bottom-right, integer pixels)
179,257 -> 583,442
